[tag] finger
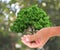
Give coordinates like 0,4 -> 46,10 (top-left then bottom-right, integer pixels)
26,35 -> 35,41
23,35 -> 31,41
21,35 -> 28,41
23,35 -> 33,41
21,38 -> 32,48
21,36 -> 26,40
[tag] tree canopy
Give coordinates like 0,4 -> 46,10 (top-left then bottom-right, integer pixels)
10,5 -> 52,33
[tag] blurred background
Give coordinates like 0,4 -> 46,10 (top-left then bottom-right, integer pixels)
0,0 -> 60,50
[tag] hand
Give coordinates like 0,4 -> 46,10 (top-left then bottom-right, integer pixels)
21,34 -> 50,49
21,35 -> 42,48
21,27 -> 60,48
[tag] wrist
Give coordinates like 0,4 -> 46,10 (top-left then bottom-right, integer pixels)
49,26 -> 60,37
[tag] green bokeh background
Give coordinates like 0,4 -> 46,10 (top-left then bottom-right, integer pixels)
0,0 -> 60,50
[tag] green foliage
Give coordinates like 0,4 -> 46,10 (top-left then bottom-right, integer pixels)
10,5 -> 52,33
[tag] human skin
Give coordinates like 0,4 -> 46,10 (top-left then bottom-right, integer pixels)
21,26 -> 60,49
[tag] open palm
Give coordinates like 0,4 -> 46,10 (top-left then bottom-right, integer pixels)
21,33 -> 50,49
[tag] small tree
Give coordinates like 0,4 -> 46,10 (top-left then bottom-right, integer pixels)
10,5 -> 52,34
10,5 -> 52,50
